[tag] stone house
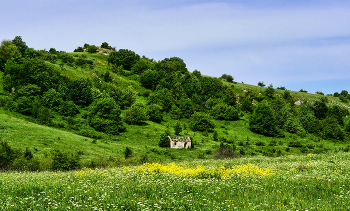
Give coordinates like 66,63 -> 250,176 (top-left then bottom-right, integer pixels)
168,136 -> 192,149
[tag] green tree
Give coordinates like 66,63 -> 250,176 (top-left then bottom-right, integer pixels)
49,48 -> 58,54
220,74 -> 234,83
69,78 -> 93,107
148,88 -> 174,112
0,40 -> 21,70
11,36 -> 28,56
257,81 -> 265,87
88,98 -> 125,134
51,149 -> 80,171
147,104 -> 163,123
189,112 -> 215,132
174,121 -> 183,135
87,45 -> 98,53
264,84 -> 275,99
74,46 -> 84,52
179,98 -> 194,118
42,89 -> 62,110
131,58 -> 154,74
139,69 -> 161,90
107,49 -> 140,70
101,42 -> 112,49
321,117 -> 345,141
249,101 -> 281,137
158,133 -> 170,148
58,101 -> 80,117
313,100 -> 328,120
124,147 -> 133,159
124,102 -> 149,125
170,104 -> 182,120
223,86 -> 237,107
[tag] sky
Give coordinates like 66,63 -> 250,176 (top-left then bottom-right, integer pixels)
1,0 -> 350,94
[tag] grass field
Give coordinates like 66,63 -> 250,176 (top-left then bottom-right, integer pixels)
1,152 -> 350,210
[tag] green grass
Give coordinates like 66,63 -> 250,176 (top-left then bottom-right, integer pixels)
1,152 -> 350,210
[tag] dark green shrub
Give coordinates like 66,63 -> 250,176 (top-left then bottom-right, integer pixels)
214,142 -> 238,159
131,58 -> 154,74
288,141 -> 303,148
174,121 -> 182,135
170,104 -> 182,120
124,147 -> 133,159
77,129 -> 102,139
147,104 -> 163,123
124,102 -> 149,125
189,112 -> 215,132
37,107 -> 52,125
101,42 -> 112,49
213,130 -> 218,141
69,78 -> 93,107
58,101 -> 80,117
87,45 -> 98,53
313,100 -> 328,120
256,141 -> 265,146
74,46 -> 84,52
321,117 -> 345,141
257,81 -> 265,87
158,133 -> 170,148
139,69 -> 161,90
42,88 -> 62,109
88,98 -> 125,135
0,141 -> 22,170
51,149 -> 80,171
107,49 -> 140,70
179,98 -> 194,118
249,101 -> 281,137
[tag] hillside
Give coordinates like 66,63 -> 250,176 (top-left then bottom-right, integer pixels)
1,36 -> 350,171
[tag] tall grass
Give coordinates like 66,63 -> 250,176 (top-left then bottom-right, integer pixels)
1,152 -> 350,210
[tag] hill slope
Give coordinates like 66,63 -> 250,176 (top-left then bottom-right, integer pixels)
1,38 -> 350,171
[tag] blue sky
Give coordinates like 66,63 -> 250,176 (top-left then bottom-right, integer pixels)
1,0 -> 350,94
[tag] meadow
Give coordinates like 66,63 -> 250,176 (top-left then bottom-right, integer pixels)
1,152 -> 350,210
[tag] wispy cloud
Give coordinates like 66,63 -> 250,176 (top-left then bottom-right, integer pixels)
1,0 -> 350,93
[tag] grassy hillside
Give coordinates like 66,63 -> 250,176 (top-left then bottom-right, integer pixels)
0,39 -> 350,171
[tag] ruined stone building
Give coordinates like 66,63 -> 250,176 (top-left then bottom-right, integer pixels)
168,136 -> 192,149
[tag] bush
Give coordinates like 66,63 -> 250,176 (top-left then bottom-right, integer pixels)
147,104 -> 163,123
214,142 -> 238,159
124,102 -> 149,125
257,81 -> 265,87
211,103 -> 239,121
37,107 -> 53,125
58,101 -> 80,117
101,42 -> 112,49
249,101 -> 281,137
170,104 -> 182,120
51,149 -> 80,171
321,117 -> 345,141
42,88 -> 62,109
131,58 -> 154,75
159,133 -> 170,148
74,46 -> 84,52
87,45 -> 98,53
174,121 -> 182,135
88,98 -> 125,135
107,49 -> 140,70
0,140 -> 22,170
69,78 -> 93,107
189,112 -> 215,132
124,147 -> 133,159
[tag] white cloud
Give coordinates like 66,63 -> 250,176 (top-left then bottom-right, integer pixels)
2,0 -> 350,93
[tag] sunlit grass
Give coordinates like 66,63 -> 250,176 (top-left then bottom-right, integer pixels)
1,152 -> 350,210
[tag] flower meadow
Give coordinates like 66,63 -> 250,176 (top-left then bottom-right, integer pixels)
1,153 -> 350,210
